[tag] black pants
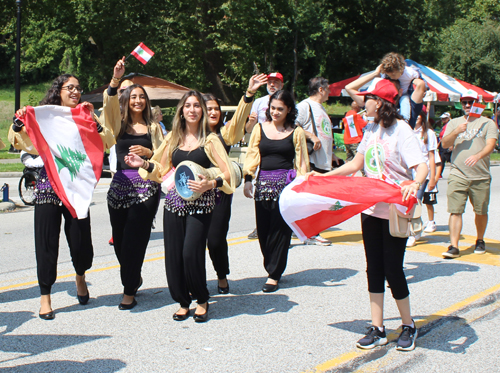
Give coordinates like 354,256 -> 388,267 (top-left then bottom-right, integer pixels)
108,191 -> 159,296
207,193 -> 232,279
361,213 -> 409,300
164,210 -> 212,307
34,203 -> 93,295
255,200 -> 292,281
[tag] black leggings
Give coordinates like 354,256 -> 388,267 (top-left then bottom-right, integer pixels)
361,213 -> 409,300
164,210 -> 212,307
34,203 -> 93,295
108,191 -> 159,296
255,200 -> 292,281
207,192 -> 232,279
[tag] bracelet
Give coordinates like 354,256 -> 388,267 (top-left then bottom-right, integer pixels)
246,89 -> 256,95
414,181 -> 422,189
142,160 -> 148,170
111,76 -> 121,81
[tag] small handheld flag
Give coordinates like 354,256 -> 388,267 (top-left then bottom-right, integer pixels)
468,102 -> 486,118
130,42 -> 155,65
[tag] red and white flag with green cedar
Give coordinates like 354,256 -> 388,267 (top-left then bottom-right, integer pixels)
131,42 -> 155,65
19,105 -> 103,219
468,103 -> 486,118
279,175 -> 417,241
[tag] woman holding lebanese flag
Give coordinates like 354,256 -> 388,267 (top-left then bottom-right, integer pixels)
310,76 -> 428,351
9,75 -> 114,320
101,58 -> 164,311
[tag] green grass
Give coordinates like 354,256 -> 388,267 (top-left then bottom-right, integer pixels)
0,163 -> 24,172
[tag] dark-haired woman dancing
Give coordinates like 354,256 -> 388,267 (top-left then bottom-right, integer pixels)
9,74 -> 114,319
202,73 -> 268,294
243,90 -> 309,293
102,58 -> 164,310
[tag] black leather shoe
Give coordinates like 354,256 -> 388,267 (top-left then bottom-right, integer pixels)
262,283 -> 279,293
77,291 -> 90,305
118,298 -> 137,310
173,309 -> 191,321
39,310 -> 55,320
193,303 -> 209,323
218,281 -> 229,294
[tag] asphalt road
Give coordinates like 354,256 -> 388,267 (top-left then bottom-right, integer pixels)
0,166 -> 499,372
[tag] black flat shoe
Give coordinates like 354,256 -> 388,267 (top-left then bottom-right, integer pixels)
118,298 -> 137,310
173,309 -> 191,321
262,283 -> 279,293
193,303 -> 209,323
39,310 -> 55,320
77,291 -> 90,305
218,282 -> 229,294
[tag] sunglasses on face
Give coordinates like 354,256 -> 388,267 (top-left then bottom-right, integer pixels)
461,100 -> 474,106
61,85 -> 83,94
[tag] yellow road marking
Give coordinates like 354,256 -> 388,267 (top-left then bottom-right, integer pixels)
305,282 -> 500,373
0,234 -> 255,291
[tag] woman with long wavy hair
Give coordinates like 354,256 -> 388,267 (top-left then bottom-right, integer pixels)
126,90 -> 234,322
102,58 -> 164,310
202,73 -> 267,294
9,74 -> 114,319
243,90 -> 309,293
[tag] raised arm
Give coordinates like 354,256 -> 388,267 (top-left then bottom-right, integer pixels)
345,64 -> 383,107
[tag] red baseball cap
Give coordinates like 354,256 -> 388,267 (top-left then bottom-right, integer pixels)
267,72 -> 283,82
356,78 -> 398,104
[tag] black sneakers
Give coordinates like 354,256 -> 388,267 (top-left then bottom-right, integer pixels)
474,239 -> 486,254
356,326 -> 388,349
396,324 -> 418,351
442,245 -> 459,259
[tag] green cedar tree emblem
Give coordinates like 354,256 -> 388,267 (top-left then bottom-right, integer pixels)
329,200 -> 344,211
54,145 -> 87,181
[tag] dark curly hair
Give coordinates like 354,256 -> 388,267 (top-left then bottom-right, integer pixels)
364,94 -> 403,128
202,93 -> 223,133
265,90 -> 297,129
39,74 -> 79,106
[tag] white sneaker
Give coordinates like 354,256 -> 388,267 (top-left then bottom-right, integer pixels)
304,235 -> 331,246
406,236 -> 416,247
424,221 -> 436,233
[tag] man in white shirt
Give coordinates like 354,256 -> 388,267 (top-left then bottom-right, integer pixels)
295,77 -> 339,246
245,72 -> 284,133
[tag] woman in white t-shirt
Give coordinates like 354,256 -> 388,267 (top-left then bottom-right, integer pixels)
310,78 -> 427,351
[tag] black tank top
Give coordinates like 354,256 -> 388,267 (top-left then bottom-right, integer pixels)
116,132 -> 152,171
172,147 -> 211,168
259,127 -> 295,170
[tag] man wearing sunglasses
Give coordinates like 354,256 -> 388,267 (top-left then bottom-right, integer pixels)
440,90 -> 498,258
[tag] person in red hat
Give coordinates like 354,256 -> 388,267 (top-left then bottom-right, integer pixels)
310,76 -> 428,352
440,90 -> 498,258
246,72 -> 284,133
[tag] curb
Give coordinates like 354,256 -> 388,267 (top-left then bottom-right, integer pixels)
0,200 -> 16,212
0,172 -> 23,177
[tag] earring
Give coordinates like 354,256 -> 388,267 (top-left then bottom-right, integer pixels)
180,114 -> 184,119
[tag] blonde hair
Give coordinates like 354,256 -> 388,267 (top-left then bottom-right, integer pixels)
381,52 -> 406,74
167,90 -> 209,156
152,105 -> 162,119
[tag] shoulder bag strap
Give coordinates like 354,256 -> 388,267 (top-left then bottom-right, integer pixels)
307,102 -> 319,137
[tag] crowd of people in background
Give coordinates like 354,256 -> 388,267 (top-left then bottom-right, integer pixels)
6,51 -> 499,353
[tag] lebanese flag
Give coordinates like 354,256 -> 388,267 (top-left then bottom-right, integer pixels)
131,42 -> 155,65
468,103 -> 486,118
279,175 -> 417,241
19,105 -> 103,219
342,110 -> 367,144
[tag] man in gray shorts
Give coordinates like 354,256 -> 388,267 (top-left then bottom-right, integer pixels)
441,90 -> 499,258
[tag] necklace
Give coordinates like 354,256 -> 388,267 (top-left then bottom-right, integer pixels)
183,135 -> 199,149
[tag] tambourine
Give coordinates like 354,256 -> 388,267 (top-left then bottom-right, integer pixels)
174,160 -> 243,201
